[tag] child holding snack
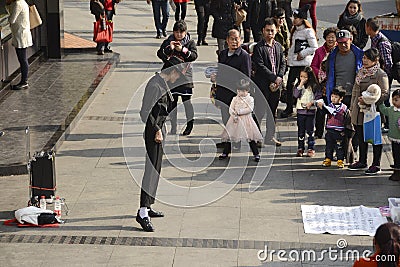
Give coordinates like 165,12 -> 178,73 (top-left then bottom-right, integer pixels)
293,66 -> 322,157
318,88 -> 352,168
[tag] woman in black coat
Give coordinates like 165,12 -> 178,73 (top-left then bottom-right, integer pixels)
210,0 -> 237,53
157,20 -> 198,135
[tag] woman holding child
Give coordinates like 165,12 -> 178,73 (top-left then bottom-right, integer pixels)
280,4 -> 318,118
349,48 -> 389,175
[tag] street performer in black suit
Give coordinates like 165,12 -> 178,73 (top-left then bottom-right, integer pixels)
137,59 -> 187,232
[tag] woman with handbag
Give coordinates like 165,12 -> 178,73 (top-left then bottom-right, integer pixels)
91,0 -> 118,55
348,48 -> 389,174
281,4 -> 317,118
5,0 -> 32,90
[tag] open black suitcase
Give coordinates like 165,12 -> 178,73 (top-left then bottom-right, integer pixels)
26,127 -> 56,200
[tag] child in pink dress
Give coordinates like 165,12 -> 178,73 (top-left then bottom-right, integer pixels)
219,79 -> 263,162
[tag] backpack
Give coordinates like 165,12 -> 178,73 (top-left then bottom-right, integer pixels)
377,36 -> 400,82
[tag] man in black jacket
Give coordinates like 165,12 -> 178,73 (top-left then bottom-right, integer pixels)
252,18 -> 286,145
248,0 -> 277,42
194,0 -> 211,46
147,0 -> 170,39
214,29 -> 252,125
137,60 -> 186,232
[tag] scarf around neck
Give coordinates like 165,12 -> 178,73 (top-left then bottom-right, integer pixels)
342,10 -> 362,25
355,64 -> 379,85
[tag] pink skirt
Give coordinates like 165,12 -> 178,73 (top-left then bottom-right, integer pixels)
221,114 -> 263,142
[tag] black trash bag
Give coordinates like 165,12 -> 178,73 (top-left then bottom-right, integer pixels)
38,213 -> 58,225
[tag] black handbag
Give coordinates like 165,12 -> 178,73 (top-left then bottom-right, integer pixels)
294,39 -> 309,54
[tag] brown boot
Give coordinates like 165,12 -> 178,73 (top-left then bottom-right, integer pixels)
389,170 -> 400,181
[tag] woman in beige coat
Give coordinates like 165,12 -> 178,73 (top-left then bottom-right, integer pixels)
349,48 -> 389,174
6,0 -> 32,90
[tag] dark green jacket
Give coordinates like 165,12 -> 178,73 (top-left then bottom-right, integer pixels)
274,22 -> 290,55
379,104 -> 400,140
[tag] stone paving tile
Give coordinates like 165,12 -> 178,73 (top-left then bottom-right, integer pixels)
173,247 -> 238,267
0,52 -> 118,172
63,32 -> 96,49
107,246 -> 175,267
0,243 -> 49,266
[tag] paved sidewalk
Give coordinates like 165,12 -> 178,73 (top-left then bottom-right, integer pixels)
0,50 -> 118,174
0,1 -> 399,266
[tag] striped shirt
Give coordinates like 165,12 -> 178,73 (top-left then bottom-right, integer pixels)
325,103 -> 348,132
264,40 -> 277,75
371,32 -> 393,76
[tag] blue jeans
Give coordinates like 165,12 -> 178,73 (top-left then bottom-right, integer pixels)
152,0 -> 169,35
15,48 -> 28,84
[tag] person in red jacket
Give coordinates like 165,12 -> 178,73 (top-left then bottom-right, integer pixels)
353,222 -> 400,267
174,0 -> 189,21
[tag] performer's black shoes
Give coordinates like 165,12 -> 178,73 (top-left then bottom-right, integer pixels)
136,212 -> 155,232
148,208 -> 164,218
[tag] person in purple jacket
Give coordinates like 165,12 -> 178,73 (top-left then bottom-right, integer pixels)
293,66 -> 322,157
317,88 -> 352,169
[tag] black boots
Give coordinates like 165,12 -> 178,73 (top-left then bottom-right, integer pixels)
197,39 -> 208,46
389,170 -> 400,181
280,108 -> 293,118
182,120 -> 193,136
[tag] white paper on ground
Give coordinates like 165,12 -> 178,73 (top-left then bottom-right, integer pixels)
301,205 -> 388,236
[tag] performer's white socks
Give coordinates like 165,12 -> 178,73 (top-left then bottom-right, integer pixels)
139,207 -> 149,218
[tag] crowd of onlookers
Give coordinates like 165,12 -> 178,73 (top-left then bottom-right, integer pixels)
89,0 -> 400,236
139,0 -> 400,181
